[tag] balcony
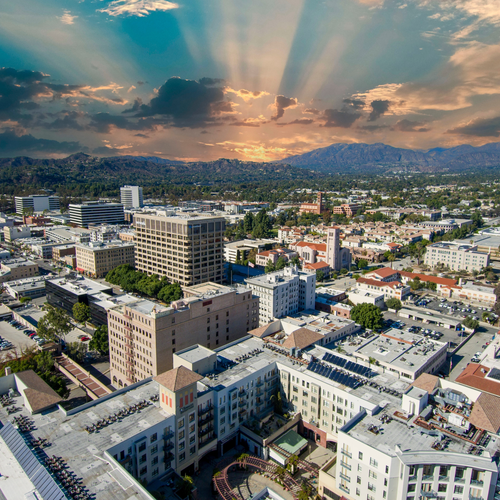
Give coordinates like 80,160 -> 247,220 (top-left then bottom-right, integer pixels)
198,414 -> 214,426
163,442 -> 174,452
198,404 -> 213,416
239,389 -> 247,396
339,484 -> 350,494
471,480 -> 484,487
164,431 -> 174,440
163,452 -> 174,463
238,400 -> 247,407
340,461 -> 351,471
341,449 -> 352,459
339,473 -> 350,483
256,381 -> 263,387
198,425 -> 214,437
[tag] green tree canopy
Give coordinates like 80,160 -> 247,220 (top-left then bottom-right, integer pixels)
357,258 -> 368,269
316,269 -> 325,282
89,325 -> 109,356
385,298 -> 402,311
73,302 -> 91,324
37,304 -> 72,343
351,303 -> 383,330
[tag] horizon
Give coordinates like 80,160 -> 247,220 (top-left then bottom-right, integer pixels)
1,1 -> 500,162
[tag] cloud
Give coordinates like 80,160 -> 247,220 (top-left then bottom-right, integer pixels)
42,111 -> 86,131
368,100 -> 391,121
137,81 -> 147,86
125,77 -> 235,128
275,118 -> 314,126
57,10 -> 78,25
357,124 -> 390,131
321,109 -> 361,128
446,116 -> 500,137
0,129 -> 85,156
303,108 -> 320,115
98,0 -> 179,18
357,0 -> 385,6
225,87 -> 270,102
128,85 -> 136,93
343,99 -> 365,110
198,78 -> 226,86
421,0 -> 500,27
271,95 -> 298,121
350,42 -> 500,113
230,115 -> 269,127
134,133 -> 149,138
392,119 -> 430,132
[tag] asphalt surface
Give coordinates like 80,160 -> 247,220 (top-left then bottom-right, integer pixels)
0,319 -> 38,359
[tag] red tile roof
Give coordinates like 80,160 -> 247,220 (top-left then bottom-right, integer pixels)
368,267 -> 399,278
399,271 -> 457,286
304,262 -> 330,270
357,277 -> 404,290
295,242 -> 327,252
455,363 -> 500,397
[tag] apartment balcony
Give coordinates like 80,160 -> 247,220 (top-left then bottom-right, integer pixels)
198,404 -> 213,416
239,389 -> 247,396
339,473 -> 350,483
340,461 -> 351,471
163,452 -> 174,463
164,431 -> 174,440
238,400 -> 247,407
198,413 -> 214,426
198,425 -> 214,437
340,449 -> 352,459
163,442 -> 174,452
256,381 -> 263,387
471,480 -> 484,487
339,484 -> 350,494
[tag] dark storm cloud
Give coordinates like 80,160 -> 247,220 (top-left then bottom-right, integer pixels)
303,108 -> 320,115
357,124 -> 389,131
343,98 -> 365,110
134,133 -> 149,138
198,77 -> 226,86
271,95 -> 298,120
126,77 -> 231,128
368,100 -> 390,122
137,81 -> 147,85
43,111 -> 86,131
321,108 -> 361,128
276,118 -> 314,126
446,116 -> 500,137
0,129 -> 85,156
92,146 -> 128,155
392,119 -> 430,132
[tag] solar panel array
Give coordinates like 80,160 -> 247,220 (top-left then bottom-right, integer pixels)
0,422 -> 67,500
307,361 -> 361,389
322,352 -> 373,377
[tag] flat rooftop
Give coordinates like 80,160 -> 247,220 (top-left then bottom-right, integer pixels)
90,292 -> 139,310
340,328 -> 447,373
77,241 -> 135,251
47,276 -> 112,296
281,310 -> 356,333
176,344 -> 215,365
0,380 -> 170,500
2,258 -> 37,269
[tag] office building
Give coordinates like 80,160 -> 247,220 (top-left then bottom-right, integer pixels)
333,203 -> 362,217
0,258 -> 38,283
424,241 -> 490,272
108,282 -> 259,388
224,238 -> 275,264
3,225 -> 31,243
4,276 -> 47,300
299,192 -> 328,215
69,201 -> 125,228
120,185 -> 144,208
134,213 -> 225,286
75,240 -> 135,278
246,266 -> 316,325
14,195 -> 60,214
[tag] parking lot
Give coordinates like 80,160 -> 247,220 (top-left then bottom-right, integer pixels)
414,296 -> 495,323
0,319 -> 39,359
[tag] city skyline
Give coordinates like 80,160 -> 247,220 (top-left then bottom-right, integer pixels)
1,0 -> 500,161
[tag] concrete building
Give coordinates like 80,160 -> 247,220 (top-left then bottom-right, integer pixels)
14,195 -> 59,214
4,276 -> 47,300
75,240 -> 136,278
0,258 -> 38,283
135,213 -> 225,286
424,241 -> 490,272
52,244 -> 76,262
224,238 -> 275,264
299,192 -> 328,215
356,277 -> 411,301
120,185 -> 144,208
255,248 -> 297,267
108,282 -> 259,388
3,225 -> 31,243
246,266 -> 316,325
333,203 -> 362,217
325,374 -> 499,500
347,289 -> 385,308
69,201 -> 125,227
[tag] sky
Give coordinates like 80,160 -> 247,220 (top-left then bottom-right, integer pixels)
1,0 -> 500,161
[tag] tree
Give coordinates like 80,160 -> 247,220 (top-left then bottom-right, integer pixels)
357,259 -> 368,270
66,341 -> 88,363
322,211 -> 332,225
275,256 -> 287,270
385,298 -> 402,311
37,304 -> 72,343
265,260 -> 276,274
19,297 -> 32,304
290,255 -> 301,268
340,268 -> 348,275
73,302 -> 91,324
387,253 -> 396,269
243,212 -> 255,233
287,454 -> 300,474
89,325 -> 109,356
463,316 -> 479,331
316,270 -> 325,282
157,283 -> 183,304
351,303 -> 384,330
175,475 -> 194,499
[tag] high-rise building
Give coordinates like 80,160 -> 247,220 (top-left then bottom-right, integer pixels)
246,266 -> 316,325
120,185 -> 144,208
69,201 -> 125,227
108,282 -> 259,388
75,241 -> 136,278
134,213 -> 225,286
14,195 -> 60,214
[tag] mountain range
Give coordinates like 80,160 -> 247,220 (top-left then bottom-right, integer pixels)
279,142 -> 500,173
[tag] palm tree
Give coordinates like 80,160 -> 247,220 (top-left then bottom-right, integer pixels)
287,454 -> 300,474
388,253 -> 396,269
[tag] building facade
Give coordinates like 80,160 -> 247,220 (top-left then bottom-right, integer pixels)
108,283 -> 259,388
424,242 -> 490,272
15,195 -> 60,214
120,185 -> 144,209
69,201 -> 125,227
134,213 -> 225,286
246,266 -> 316,325
75,241 -> 136,278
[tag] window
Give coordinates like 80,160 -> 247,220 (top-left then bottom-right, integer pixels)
179,452 -> 185,462
178,418 -> 184,428
151,445 -> 158,455
139,466 -> 147,476
152,467 -> 159,477
359,452 -> 363,460
138,442 -> 146,452
139,454 -> 147,464
357,476 -> 361,484
369,470 -> 377,479
179,430 -> 185,440
454,486 -> 464,494
150,433 -> 157,443
408,484 -> 416,493
438,484 -> 447,493
189,424 -> 195,434
151,456 -> 158,466
190,445 -> 196,455
369,458 -> 378,468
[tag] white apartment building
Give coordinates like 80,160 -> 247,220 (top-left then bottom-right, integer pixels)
15,195 -> 60,214
69,201 -> 125,227
246,266 -> 316,325
120,185 -> 144,208
348,289 -> 385,308
425,241 -> 490,272
356,277 -> 411,301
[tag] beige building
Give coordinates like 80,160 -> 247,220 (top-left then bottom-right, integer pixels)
0,258 -> 38,283
75,241 -> 136,278
108,282 -> 259,388
424,241 -> 490,272
134,213 -> 225,286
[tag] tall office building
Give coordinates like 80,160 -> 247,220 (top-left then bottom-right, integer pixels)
69,201 -> 125,227
15,195 -> 60,214
120,185 -> 144,208
134,213 -> 225,286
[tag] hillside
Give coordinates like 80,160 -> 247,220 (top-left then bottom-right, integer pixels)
0,154 -> 325,195
280,142 -> 500,173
